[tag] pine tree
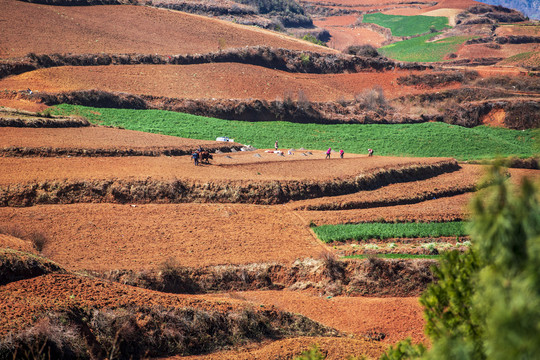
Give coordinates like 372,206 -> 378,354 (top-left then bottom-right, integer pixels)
380,166 -> 540,360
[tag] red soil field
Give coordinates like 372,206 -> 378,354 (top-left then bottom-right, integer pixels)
297,193 -> 474,225
291,164 -> 484,210
456,43 -> 540,63
0,64 -> 449,102
0,273 -> 251,336
0,126 -> 236,151
0,0 -> 332,59
0,203 -> 327,270
0,152 -> 449,184
0,234 -> 34,253
495,24 -> 540,37
180,337 -> 387,360
225,290 -> 427,345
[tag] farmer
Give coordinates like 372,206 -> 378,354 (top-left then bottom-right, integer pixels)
275,140 -> 279,151
368,148 -> 374,157
192,150 -> 200,166
326,147 -> 332,159
339,149 -> 344,158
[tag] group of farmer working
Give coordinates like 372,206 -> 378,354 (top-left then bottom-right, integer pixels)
274,140 -> 374,159
324,147 -> 374,158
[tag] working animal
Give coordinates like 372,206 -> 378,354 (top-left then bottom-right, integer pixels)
200,151 -> 213,164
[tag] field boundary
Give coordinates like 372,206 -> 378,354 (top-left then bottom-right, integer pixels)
0,159 -> 459,206
0,46 -> 430,80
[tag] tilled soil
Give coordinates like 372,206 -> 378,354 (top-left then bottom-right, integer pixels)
0,64 -> 438,102
0,126 -> 237,153
178,336 -> 387,359
0,273 -> 253,336
0,203 -> 327,270
220,290 -> 427,345
290,164 -> 484,210
0,0 -> 331,59
0,152 -> 449,184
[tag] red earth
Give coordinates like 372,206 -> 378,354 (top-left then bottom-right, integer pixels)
0,126 -> 238,151
0,64 -> 455,102
0,0 -> 333,59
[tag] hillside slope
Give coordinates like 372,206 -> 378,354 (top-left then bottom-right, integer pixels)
0,0 -> 333,58
477,0 -> 540,20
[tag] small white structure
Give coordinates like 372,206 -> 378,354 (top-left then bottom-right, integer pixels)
216,137 -> 234,142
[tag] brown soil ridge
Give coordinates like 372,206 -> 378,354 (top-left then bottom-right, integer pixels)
0,159 -> 459,206
0,145 -> 240,157
0,248 -> 65,285
1,46 -> 430,80
0,116 -> 90,127
0,126 -> 242,156
179,337 -> 388,360
34,90 -> 435,124
0,273 -> 342,358
293,164 -> 483,211
93,257 -> 435,297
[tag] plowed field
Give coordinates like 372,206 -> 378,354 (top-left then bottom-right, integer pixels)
223,290 -> 426,344
0,0 -> 331,59
0,126 -> 236,152
291,164 -> 484,211
0,64 -> 437,101
0,152 -> 448,184
0,203 -> 326,270
180,337 -> 387,360
0,273 -> 250,336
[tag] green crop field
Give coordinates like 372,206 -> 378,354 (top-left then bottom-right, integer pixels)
313,221 -> 467,242
343,254 -> 441,259
52,105 -> 537,160
362,13 -> 448,37
379,33 -> 469,62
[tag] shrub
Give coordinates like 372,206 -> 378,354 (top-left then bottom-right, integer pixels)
345,45 -> 379,58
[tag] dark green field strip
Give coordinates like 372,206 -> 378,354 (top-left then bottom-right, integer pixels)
52,105 -> 537,161
313,221 -> 468,242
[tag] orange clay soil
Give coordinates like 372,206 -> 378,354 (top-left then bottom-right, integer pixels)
456,43 -> 540,63
0,126 -> 238,152
221,290 -> 427,345
300,168 -> 540,225
0,273 -> 255,336
495,24 -> 540,37
0,64 -> 442,102
0,152 -> 449,184
0,0 -> 333,59
297,193 -> 474,225
0,203 -> 328,270
290,164 -> 484,210
179,337 -> 387,360
0,234 -> 35,253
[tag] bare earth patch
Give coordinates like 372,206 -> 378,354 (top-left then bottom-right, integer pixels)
0,0 -> 331,58
0,203 -> 326,270
0,64 -> 442,102
221,290 -> 427,345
